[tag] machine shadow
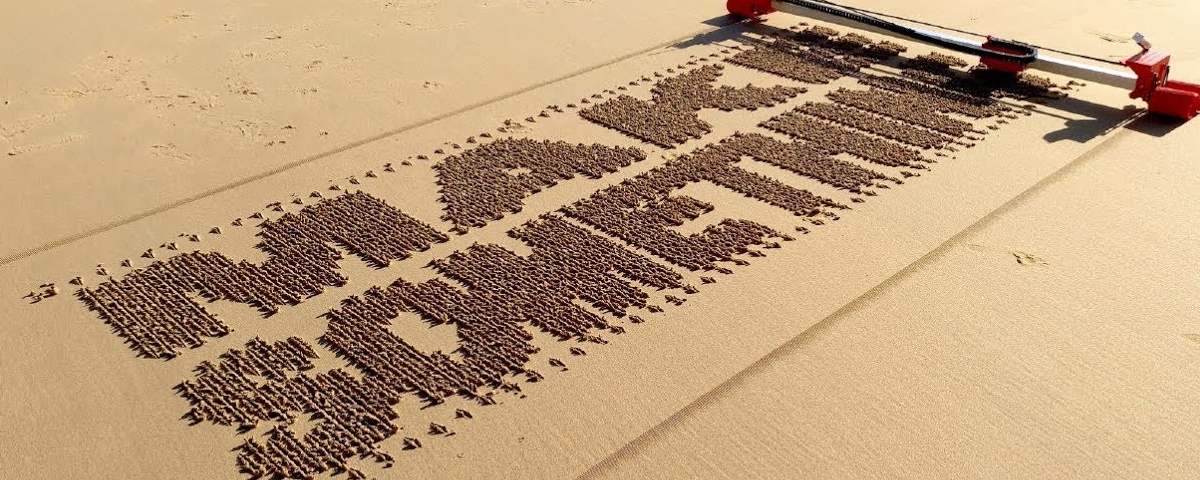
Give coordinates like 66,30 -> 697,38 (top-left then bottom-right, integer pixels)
700,15 -> 741,28
1122,112 -> 1193,137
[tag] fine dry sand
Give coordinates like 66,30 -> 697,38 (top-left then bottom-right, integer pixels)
2,1 -> 1199,479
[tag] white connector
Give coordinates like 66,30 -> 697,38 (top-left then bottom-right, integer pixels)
1133,32 -> 1153,51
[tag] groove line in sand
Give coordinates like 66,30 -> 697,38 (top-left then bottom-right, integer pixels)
0,20 -> 740,267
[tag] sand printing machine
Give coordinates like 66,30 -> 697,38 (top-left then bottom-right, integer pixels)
725,0 -> 1200,120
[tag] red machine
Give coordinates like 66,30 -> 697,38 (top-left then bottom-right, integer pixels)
727,0 -> 1200,120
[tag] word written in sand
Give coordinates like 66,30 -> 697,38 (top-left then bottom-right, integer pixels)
435,138 -> 645,231
579,64 -> 803,147
74,24 -> 1065,478
78,191 -> 447,359
182,214 -> 691,479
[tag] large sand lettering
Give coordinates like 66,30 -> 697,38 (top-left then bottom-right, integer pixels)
69,24 -> 1067,478
579,64 -> 803,147
324,214 -> 686,404
726,26 -> 906,83
435,138 -> 646,230
559,124 -> 939,271
562,142 -> 815,271
179,214 -> 688,479
77,191 -> 447,358
178,337 -> 399,480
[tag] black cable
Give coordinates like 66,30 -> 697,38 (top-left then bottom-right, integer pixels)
804,0 -> 1125,65
775,0 -> 1037,64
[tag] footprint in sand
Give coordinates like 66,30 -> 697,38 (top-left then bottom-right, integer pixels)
7,134 -> 86,157
223,119 -> 268,142
1183,334 -> 1200,345
1012,251 -> 1048,267
150,143 -> 193,161
0,112 -> 66,142
41,73 -> 112,101
1092,31 -> 1132,44
42,86 -> 92,99
227,78 -> 260,96
967,244 -> 1049,267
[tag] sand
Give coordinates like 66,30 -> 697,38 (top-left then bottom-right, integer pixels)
3,0 -> 1199,479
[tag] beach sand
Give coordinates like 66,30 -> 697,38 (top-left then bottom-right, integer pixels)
2,1 -> 1198,479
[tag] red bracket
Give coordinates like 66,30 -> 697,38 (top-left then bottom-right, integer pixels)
1125,50 -> 1171,101
727,0 -> 775,18
1148,80 -> 1200,120
1125,50 -> 1200,120
980,36 -> 1032,74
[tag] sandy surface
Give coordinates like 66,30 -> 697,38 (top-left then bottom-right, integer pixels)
582,125 -> 1200,480
3,1 -> 1199,479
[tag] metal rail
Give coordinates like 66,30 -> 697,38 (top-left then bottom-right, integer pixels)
770,0 -> 1138,89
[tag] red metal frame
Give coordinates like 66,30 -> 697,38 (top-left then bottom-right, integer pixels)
1125,50 -> 1200,120
1148,81 -> 1200,120
980,36 -> 1031,74
1125,50 -> 1172,101
727,0 -> 774,18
